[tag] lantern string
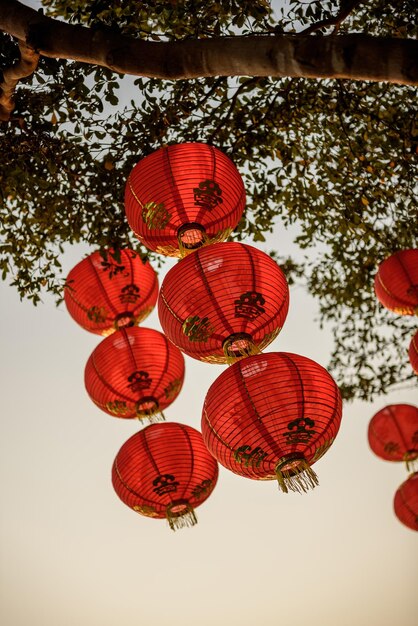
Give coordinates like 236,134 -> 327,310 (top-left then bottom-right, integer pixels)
275,456 -> 319,494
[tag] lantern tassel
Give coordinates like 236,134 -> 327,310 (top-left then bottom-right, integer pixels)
404,452 -> 418,473
275,455 -> 319,494
166,501 -> 198,531
138,410 -> 166,425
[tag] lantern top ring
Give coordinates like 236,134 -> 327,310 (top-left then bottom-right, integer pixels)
114,311 -> 135,329
135,396 -> 160,417
222,333 -> 257,359
176,222 -> 206,250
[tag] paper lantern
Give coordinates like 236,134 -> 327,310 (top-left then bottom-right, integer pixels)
85,327 -> 185,422
393,472 -> 418,531
201,352 -> 342,493
368,404 -> 418,471
158,242 -> 289,364
374,249 -> 418,315
112,422 -> 219,530
124,142 -> 245,257
408,330 -> 418,375
64,249 -> 158,335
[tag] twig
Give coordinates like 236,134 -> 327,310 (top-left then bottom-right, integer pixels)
301,0 -> 365,36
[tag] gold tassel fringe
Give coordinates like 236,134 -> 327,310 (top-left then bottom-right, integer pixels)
275,455 -> 319,494
166,501 -> 198,531
404,452 -> 418,473
137,410 -> 166,425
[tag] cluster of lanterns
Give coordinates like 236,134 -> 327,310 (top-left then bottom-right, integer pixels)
65,141 -> 406,532
370,250 -> 418,531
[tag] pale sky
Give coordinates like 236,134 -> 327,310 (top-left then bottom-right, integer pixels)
1,2 -> 417,626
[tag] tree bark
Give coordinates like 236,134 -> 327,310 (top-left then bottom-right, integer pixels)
0,0 -> 417,85
0,38 -> 39,121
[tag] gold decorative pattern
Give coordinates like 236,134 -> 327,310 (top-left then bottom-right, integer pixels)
106,400 -> 128,416
133,504 -> 158,518
142,201 -> 171,229
164,377 -> 182,400
87,305 -> 108,323
182,315 -> 214,342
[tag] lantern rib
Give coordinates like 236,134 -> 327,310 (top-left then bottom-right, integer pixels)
387,405 -> 412,455
164,146 -> 189,225
150,334 -> 173,398
88,255 -> 120,318
159,290 -> 184,325
143,427 -> 165,476
179,427 -> 195,502
195,249 -> 235,336
202,407 -> 234,452
90,350 -> 133,403
399,481 -> 417,518
113,457 -> 157,505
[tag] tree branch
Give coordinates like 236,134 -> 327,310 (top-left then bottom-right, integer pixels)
0,0 -> 417,94
0,38 -> 39,121
301,0 -> 366,36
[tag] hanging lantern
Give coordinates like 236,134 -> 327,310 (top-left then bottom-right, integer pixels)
124,142 -> 246,257
158,242 -> 289,364
408,330 -> 418,375
393,472 -> 418,531
64,249 -> 158,335
112,422 -> 219,530
201,352 -> 342,493
374,249 -> 418,316
85,327 -> 185,422
367,404 -> 418,471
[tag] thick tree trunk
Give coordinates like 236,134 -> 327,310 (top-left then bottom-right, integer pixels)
0,0 -> 417,85
0,38 -> 39,121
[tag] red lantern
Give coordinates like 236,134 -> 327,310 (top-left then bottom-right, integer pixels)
112,422 -> 219,530
158,242 -> 289,364
85,327 -> 185,422
124,142 -> 245,257
374,249 -> 418,316
64,249 -> 158,335
408,330 -> 418,375
367,404 -> 418,471
393,472 -> 418,531
201,352 -> 342,493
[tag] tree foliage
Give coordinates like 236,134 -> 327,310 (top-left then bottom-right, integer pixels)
0,0 -> 417,401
